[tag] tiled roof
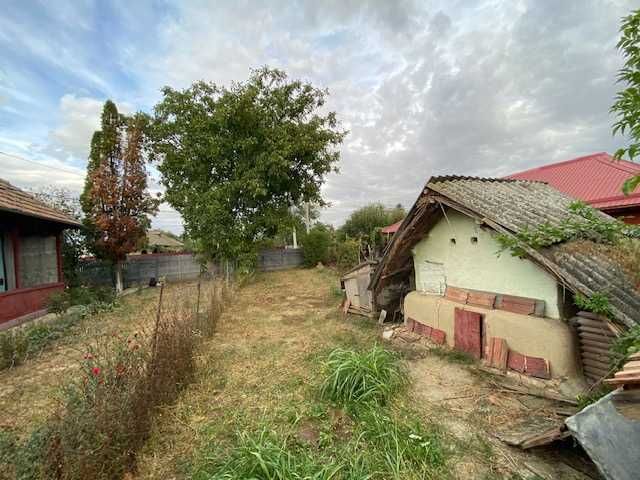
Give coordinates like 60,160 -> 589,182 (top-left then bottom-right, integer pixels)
0,179 -> 81,227
507,152 -> 640,210
147,230 -> 183,248
372,176 -> 640,328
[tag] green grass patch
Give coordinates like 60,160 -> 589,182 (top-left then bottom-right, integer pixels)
429,346 -> 476,365
320,346 -> 407,407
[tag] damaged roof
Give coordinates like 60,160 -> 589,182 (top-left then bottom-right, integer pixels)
371,176 -> 640,328
0,179 -> 81,227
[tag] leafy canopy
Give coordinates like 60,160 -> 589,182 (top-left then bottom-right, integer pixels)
81,101 -> 159,263
612,8 -> 640,194
339,203 -> 405,244
150,68 -> 346,263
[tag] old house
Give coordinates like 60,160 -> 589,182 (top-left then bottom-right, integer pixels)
0,179 -> 81,326
371,176 -> 640,388
509,152 -> 640,224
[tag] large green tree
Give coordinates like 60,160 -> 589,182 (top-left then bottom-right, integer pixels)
339,203 -> 405,260
612,8 -> 640,194
149,68 -> 346,265
81,101 -> 159,291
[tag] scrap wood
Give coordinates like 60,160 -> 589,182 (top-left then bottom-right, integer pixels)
493,418 -> 569,450
484,377 -> 578,405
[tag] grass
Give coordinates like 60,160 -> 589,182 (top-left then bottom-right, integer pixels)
320,345 -> 408,407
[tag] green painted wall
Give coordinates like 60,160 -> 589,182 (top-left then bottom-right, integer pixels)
411,208 -> 561,319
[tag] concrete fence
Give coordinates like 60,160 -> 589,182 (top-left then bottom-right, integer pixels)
78,248 -> 303,287
257,248 -> 304,271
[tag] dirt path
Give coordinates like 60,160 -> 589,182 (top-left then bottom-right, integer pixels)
136,268 -> 595,480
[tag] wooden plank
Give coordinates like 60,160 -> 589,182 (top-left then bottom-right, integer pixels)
500,295 -> 536,315
577,326 -> 617,338
582,351 -> 611,364
445,286 -> 468,304
525,355 -> 551,379
581,338 -> 614,350
430,328 -> 446,345
467,291 -> 496,309
582,358 -> 611,372
584,365 -> 610,379
582,344 -> 612,356
577,311 -> 608,322
579,332 -> 614,343
454,308 -> 483,359
508,350 -> 526,373
493,337 -> 508,371
342,299 -> 351,314
521,427 -> 570,450
575,317 -> 608,328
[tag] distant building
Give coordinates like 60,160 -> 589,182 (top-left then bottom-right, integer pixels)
141,229 -> 184,253
0,179 -> 81,326
508,152 -> 640,224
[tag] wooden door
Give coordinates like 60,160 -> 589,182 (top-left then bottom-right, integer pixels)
454,308 -> 482,359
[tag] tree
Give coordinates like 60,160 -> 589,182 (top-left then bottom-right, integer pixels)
149,68 -> 346,268
33,187 -> 87,287
302,226 -> 331,267
612,8 -> 640,194
81,101 -> 159,292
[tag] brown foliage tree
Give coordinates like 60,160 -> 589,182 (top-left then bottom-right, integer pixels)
82,101 -> 159,291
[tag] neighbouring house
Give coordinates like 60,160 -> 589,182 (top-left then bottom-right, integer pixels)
0,179 -> 81,326
381,220 -> 402,244
370,176 -> 640,390
141,229 -> 184,253
508,152 -> 640,224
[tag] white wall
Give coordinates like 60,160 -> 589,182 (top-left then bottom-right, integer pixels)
412,209 -> 561,319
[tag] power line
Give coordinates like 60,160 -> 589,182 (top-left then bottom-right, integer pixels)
0,150 -> 86,177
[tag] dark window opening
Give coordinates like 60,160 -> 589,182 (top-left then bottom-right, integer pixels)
470,236 -> 478,244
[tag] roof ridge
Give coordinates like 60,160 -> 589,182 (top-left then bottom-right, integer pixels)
429,175 -> 545,184
507,152 -> 612,178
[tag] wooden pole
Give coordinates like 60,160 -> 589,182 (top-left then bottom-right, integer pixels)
196,280 -> 201,316
151,283 -> 164,358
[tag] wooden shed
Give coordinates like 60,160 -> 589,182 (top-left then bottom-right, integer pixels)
340,260 -> 377,317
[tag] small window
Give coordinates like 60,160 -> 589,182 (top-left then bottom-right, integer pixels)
450,238 -> 456,246
470,236 -> 478,244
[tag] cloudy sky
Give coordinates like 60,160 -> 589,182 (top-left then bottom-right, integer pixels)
0,0 -> 635,233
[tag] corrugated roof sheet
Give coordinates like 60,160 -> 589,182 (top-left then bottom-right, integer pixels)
0,179 -> 81,227
373,176 -> 640,328
508,152 -> 640,210
381,220 -> 402,234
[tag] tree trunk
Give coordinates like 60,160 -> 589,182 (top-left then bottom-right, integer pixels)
292,227 -> 298,248
115,261 -> 124,293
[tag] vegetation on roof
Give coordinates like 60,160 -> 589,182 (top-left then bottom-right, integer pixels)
496,201 -> 640,258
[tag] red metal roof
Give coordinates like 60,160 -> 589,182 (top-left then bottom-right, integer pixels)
507,152 -> 640,210
381,220 -> 402,234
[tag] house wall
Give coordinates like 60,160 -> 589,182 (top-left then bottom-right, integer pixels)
411,209 -> 561,319
404,292 -> 580,379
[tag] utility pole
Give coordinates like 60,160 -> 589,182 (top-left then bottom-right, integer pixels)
292,227 -> 298,248
305,202 -> 310,234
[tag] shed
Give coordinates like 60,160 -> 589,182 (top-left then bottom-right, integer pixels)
370,176 -> 640,387
340,260 -> 377,317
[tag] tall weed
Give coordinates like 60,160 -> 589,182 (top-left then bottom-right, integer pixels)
320,346 -> 407,407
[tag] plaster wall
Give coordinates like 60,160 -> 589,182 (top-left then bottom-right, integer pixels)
404,292 -> 580,379
412,209 -> 561,319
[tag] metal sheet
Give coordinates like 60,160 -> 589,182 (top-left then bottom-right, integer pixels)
565,389 -> 640,480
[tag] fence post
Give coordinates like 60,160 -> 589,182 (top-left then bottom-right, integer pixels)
151,284 -> 164,359
196,280 -> 201,316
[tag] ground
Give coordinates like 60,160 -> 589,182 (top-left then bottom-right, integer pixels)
0,268 -> 598,479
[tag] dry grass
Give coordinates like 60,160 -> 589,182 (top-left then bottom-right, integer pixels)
0,282 -> 207,440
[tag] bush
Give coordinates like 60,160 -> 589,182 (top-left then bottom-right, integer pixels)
320,346 -> 407,407
0,329 -> 28,370
24,282 -> 229,480
302,228 -> 331,267
611,324 -> 640,369
46,291 -> 71,316
335,238 -> 360,271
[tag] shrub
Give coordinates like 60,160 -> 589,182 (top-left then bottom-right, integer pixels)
46,291 -> 71,316
335,239 -> 360,271
611,324 -> 640,369
320,346 -> 407,407
0,329 -> 28,370
303,228 -> 331,267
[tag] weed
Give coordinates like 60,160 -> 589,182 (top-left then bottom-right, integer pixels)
429,346 -> 475,365
320,345 -> 407,407
193,429 -> 342,480
574,292 -> 613,318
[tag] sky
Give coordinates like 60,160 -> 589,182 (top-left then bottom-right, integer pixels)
0,0 -> 636,234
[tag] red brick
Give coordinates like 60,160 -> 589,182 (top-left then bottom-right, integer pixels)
467,292 -> 496,309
